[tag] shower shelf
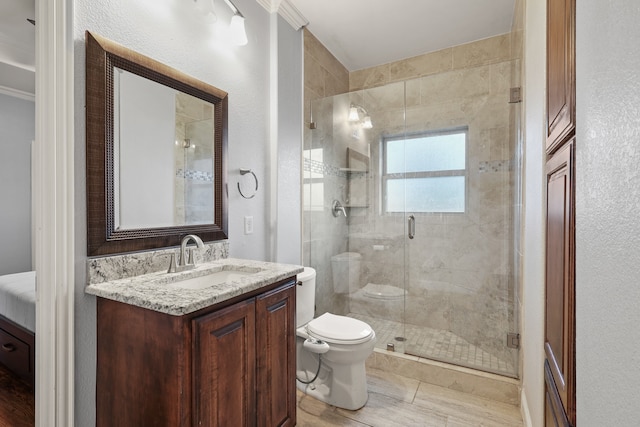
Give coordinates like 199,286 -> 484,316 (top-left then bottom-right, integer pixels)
339,167 -> 368,174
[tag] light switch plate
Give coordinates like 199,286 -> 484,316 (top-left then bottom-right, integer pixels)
244,216 -> 253,234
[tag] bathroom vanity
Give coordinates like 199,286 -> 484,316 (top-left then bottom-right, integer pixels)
86,258 -> 302,427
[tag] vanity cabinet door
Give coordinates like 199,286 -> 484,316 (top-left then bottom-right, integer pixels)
193,298 -> 256,427
256,282 -> 296,427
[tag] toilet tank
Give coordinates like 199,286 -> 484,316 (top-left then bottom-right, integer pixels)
331,252 -> 361,294
296,267 -> 316,328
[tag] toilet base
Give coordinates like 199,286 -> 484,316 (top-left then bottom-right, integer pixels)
296,333 -> 373,411
296,354 -> 369,410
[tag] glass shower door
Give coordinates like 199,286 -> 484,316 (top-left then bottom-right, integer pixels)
398,70 -> 519,376
304,73 -> 519,377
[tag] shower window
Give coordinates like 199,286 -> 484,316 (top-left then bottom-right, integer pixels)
383,128 -> 467,213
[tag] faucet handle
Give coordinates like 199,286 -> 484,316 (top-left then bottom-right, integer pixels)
167,253 -> 177,273
187,248 -> 195,265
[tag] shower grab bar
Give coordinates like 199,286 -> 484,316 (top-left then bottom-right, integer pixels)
408,215 -> 415,239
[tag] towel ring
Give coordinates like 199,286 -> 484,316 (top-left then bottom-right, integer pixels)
238,168 -> 258,199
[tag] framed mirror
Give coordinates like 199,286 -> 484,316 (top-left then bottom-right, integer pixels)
86,31 -> 228,256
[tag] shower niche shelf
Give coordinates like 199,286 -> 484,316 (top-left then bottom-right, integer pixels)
344,148 -> 370,208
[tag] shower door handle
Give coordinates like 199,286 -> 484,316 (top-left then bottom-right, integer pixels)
408,215 -> 415,239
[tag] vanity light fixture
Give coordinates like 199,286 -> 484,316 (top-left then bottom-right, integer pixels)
224,0 -> 248,46
348,104 -> 373,129
194,0 -> 248,46
194,0 -> 217,22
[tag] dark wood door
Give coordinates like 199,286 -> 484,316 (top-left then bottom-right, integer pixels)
546,0 -> 575,154
255,283 -> 296,427
544,139 -> 575,425
193,298 -> 256,427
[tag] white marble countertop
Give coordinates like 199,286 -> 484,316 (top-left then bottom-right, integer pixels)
85,258 -> 303,316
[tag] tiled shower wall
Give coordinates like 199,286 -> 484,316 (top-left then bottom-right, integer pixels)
304,31 -> 521,375
303,30 -> 350,316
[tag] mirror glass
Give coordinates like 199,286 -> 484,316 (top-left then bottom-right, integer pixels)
113,68 -> 215,229
86,31 -> 228,256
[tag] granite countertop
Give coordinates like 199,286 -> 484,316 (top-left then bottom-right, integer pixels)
85,258 -> 303,316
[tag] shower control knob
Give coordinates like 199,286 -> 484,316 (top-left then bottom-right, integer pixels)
303,338 -> 330,354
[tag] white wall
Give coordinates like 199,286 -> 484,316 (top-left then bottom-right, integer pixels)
73,1 -> 303,424
0,93 -> 34,275
520,0 -> 546,425
576,2 -> 640,425
275,14 -> 303,265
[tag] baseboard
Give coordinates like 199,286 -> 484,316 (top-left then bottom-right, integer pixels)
521,388 -> 533,427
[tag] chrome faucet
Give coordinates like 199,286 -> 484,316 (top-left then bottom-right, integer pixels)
168,234 -> 205,273
332,200 -> 347,217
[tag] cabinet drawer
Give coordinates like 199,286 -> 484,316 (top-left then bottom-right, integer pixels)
0,328 -> 32,378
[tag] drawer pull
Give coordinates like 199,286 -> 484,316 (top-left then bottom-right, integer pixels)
1,343 -> 16,352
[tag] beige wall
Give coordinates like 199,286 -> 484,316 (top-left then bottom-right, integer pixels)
350,34 -> 511,91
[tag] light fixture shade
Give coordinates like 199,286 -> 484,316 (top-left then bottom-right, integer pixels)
348,106 -> 359,122
362,116 -> 373,129
229,14 -> 248,46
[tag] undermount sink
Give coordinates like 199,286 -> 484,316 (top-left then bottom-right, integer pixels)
165,268 -> 263,290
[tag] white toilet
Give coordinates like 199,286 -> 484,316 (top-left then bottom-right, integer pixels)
296,267 -> 376,410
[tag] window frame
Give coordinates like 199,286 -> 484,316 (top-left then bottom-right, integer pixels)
381,127 -> 469,214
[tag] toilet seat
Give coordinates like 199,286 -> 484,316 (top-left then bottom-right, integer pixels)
307,313 -> 373,344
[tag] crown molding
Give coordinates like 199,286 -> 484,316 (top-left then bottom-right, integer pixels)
277,0 -> 308,30
256,0 -> 279,13
255,0 -> 308,30
0,84 -> 35,102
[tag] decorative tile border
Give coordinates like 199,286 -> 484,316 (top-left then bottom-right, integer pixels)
304,158 -> 348,178
176,168 -> 214,182
479,159 -> 513,173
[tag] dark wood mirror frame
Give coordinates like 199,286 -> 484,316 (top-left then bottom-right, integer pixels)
86,31 -> 228,256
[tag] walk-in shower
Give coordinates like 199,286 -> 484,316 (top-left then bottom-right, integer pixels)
303,50 -> 522,377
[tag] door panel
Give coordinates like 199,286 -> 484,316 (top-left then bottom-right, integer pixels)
193,299 -> 256,427
544,139 -> 575,425
256,283 -> 296,427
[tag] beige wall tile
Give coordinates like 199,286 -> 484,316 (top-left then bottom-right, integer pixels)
452,34 -> 512,70
419,65 -> 491,105
389,48 -> 453,82
304,54 -> 326,97
350,64 -> 390,91
304,29 -> 349,86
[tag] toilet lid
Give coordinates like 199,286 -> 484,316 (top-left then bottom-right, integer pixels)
307,313 -> 374,344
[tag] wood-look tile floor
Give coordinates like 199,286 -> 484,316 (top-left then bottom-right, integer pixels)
297,368 -> 523,426
0,364 -> 34,427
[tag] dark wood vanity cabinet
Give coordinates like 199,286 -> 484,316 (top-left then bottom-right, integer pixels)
96,278 -> 296,427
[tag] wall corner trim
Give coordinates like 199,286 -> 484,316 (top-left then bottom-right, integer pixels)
278,0 -> 308,30
256,0 -> 308,30
256,0 -> 279,13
